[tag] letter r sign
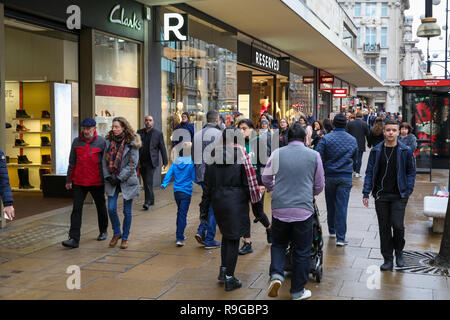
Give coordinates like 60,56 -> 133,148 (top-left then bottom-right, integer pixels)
164,13 -> 188,41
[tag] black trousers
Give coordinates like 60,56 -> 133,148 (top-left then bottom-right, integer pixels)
374,194 -> 409,261
69,185 -> 108,242
221,237 -> 240,277
243,193 -> 270,238
140,163 -> 156,205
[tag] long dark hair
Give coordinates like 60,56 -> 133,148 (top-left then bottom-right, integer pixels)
371,117 -> 384,136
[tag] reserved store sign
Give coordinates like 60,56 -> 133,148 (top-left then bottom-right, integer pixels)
252,48 -> 280,73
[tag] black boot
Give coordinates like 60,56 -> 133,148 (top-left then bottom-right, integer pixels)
18,168 -> 25,189
380,260 -> 394,271
396,252 -> 405,267
218,266 -> 226,283
225,276 -> 242,291
62,238 -> 79,248
41,136 -> 51,146
21,168 -> 34,189
41,110 -> 51,118
238,241 -> 253,255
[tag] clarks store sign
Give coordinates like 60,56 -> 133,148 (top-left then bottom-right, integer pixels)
109,4 -> 142,31
252,48 -> 280,73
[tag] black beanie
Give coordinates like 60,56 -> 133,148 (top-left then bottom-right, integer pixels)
333,113 -> 347,128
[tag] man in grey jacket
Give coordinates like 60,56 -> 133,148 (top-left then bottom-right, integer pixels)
192,110 -> 222,249
262,123 -> 325,300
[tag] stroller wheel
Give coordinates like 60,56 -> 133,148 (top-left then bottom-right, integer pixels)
315,266 -> 323,283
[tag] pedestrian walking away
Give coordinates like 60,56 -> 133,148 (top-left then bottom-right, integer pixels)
399,122 -> 417,153
63,118 -> 108,249
199,128 -> 262,292
262,123 -> 325,300
137,115 -> 168,210
346,111 -> 369,177
238,119 -> 273,255
103,117 -> 141,250
363,120 -> 416,271
316,113 -> 357,246
192,110 -> 223,249
368,117 -> 385,149
0,149 -> 15,221
161,142 -> 196,247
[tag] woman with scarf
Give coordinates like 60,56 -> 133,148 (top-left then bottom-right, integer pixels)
103,117 -> 141,249
237,119 -> 273,256
200,127 -> 262,291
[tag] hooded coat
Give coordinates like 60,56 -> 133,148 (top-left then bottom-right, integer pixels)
103,134 -> 142,200
200,145 -> 250,239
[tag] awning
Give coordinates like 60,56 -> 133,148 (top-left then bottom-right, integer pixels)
184,0 -> 383,87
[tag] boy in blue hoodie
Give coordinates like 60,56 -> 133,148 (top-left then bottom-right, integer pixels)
161,142 -> 196,247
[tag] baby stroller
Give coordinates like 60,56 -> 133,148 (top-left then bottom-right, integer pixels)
284,199 -> 323,283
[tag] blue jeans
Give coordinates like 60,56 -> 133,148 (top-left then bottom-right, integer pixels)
353,149 -> 364,174
174,191 -> 192,242
325,176 -> 352,242
107,187 -> 133,241
197,183 -> 217,244
270,216 -> 313,295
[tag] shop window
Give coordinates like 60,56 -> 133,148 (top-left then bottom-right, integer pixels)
93,32 -> 141,137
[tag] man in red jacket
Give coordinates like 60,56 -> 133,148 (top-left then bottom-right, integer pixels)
62,118 -> 108,248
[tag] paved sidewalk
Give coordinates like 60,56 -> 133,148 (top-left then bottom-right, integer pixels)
0,152 -> 448,300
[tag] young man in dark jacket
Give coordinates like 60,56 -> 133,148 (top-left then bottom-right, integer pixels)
63,118 -> 108,248
137,115 -> 168,209
316,114 -> 357,246
346,111 -> 370,178
363,120 -> 416,271
0,149 -> 15,220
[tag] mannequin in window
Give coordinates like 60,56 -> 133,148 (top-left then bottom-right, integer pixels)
260,97 -> 270,116
174,102 -> 184,126
195,103 -> 205,132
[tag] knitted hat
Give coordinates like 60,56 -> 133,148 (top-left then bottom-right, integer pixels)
333,113 -> 347,128
261,119 -> 269,124
80,118 -> 96,127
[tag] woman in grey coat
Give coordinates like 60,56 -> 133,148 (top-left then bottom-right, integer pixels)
103,117 -> 141,249
399,122 -> 417,153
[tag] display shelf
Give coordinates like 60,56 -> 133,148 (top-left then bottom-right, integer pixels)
13,145 -> 51,148
13,118 -> 51,121
7,163 -> 51,167
15,131 -> 48,134
11,188 -> 42,193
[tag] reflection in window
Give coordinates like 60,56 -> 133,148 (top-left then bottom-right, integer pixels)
289,73 -> 313,122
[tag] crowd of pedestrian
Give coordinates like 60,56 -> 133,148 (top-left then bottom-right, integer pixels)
0,105 -> 417,300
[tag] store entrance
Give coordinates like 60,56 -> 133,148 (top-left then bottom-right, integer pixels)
237,64 -> 288,128
3,17 -> 79,220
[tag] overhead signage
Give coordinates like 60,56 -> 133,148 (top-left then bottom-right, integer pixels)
320,83 -> 332,92
252,48 -> 280,73
163,13 -> 189,41
109,4 -> 142,30
400,79 -> 450,87
333,89 -> 348,98
302,76 -> 315,84
320,75 -> 335,84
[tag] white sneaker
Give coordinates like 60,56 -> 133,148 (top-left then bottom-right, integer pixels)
329,233 -> 336,238
176,241 -> 184,247
268,279 -> 282,297
292,289 -> 312,300
336,240 -> 349,247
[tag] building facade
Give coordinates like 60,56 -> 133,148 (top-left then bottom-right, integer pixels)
339,0 -> 424,113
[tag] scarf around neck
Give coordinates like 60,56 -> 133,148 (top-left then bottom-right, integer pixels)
106,133 -> 126,175
234,143 -> 261,204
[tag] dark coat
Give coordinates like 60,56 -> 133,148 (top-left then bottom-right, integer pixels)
346,118 -> 369,152
0,150 -> 13,207
200,146 -> 250,239
137,127 -> 168,168
363,141 -> 416,199
279,129 -> 289,148
368,131 -> 385,148
172,122 -> 194,147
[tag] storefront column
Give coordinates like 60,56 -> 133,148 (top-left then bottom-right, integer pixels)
313,67 -> 319,119
0,3 -> 5,228
79,28 -> 95,123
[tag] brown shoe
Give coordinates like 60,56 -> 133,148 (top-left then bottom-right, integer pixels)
109,234 -> 122,247
120,239 -> 128,249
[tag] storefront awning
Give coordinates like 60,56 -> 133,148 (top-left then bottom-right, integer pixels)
184,0 -> 383,87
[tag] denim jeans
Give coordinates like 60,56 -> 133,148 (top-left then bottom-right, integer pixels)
107,187 -> 133,241
325,176 -> 353,242
269,216 -> 313,295
197,183 -> 217,244
353,149 -> 364,174
174,191 -> 192,242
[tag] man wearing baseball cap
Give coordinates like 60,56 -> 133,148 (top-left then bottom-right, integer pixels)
62,118 -> 108,248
